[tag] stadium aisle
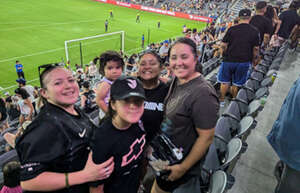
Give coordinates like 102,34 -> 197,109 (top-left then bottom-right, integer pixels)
228,49 -> 300,193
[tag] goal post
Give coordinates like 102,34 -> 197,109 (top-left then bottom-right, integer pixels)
64,31 -> 125,66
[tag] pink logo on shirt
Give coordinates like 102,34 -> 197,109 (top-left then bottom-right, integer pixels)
127,79 -> 137,89
121,134 -> 146,167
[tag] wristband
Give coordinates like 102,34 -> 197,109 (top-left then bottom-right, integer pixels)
65,173 -> 69,188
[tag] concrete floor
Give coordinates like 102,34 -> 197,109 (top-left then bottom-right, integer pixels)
227,48 -> 300,193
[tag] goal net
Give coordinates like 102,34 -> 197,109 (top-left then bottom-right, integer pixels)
64,31 -> 125,66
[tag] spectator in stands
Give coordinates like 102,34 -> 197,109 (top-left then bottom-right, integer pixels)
218,9 -> 260,106
96,51 -> 124,119
4,96 -> 20,122
88,61 -> 98,79
250,1 -> 274,48
15,60 -> 25,79
127,53 -> 138,74
16,78 -> 35,103
76,69 -> 85,88
90,76 -> 146,193
138,51 -> 169,142
267,77 -> 300,193
151,37 -> 219,193
81,81 -> 96,113
14,88 -> 34,125
0,98 -> 9,132
264,5 -> 282,49
15,65 -> 114,193
159,40 -> 169,63
0,161 -> 22,193
277,0 -> 300,45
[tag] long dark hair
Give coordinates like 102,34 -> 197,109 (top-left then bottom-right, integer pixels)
168,37 -> 202,73
98,51 -> 124,76
14,88 -> 29,100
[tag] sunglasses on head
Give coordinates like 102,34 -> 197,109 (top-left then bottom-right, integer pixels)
38,63 -> 64,87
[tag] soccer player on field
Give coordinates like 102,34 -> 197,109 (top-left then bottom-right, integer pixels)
109,9 -> 113,18
136,13 -> 140,23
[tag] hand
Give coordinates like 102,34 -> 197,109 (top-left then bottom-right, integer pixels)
82,152 -> 114,182
166,164 -> 188,182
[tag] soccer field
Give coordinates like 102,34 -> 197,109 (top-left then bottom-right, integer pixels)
0,0 -> 206,93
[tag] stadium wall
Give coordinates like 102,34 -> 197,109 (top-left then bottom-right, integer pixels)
95,0 -> 213,23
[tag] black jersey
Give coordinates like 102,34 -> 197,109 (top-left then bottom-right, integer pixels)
16,102 -> 95,193
141,81 -> 169,142
90,118 -> 146,193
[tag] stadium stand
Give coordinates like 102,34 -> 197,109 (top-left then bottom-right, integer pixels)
0,0 -> 299,192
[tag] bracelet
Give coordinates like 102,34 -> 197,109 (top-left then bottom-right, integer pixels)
65,173 -> 69,188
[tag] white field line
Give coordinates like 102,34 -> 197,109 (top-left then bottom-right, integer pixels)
0,19 -> 104,32
0,37 -> 119,63
1,78 -> 39,91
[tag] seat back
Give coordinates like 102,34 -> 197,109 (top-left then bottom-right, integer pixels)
221,138 -> 242,169
223,101 -> 241,121
208,170 -> 228,193
215,117 -> 233,143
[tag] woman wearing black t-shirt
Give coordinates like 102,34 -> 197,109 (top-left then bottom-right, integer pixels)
90,76 -> 146,193
151,37 -> 219,193
15,66 -> 114,193
138,51 -> 169,142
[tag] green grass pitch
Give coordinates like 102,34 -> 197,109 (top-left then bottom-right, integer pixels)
0,0 -> 206,94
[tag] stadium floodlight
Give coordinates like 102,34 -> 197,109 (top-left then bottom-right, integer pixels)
64,31 -> 125,65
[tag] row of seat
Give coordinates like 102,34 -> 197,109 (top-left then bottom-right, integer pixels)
202,43 -> 289,193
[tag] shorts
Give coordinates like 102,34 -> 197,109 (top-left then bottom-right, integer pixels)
217,61 -> 251,87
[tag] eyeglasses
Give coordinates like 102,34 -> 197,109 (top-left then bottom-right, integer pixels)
38,63 -> 64,87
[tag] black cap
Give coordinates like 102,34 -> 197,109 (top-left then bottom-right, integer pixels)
110,76 -> 145,100
16,78 -> 26,84
239,9 -> 251,17
256,1 -> 267,10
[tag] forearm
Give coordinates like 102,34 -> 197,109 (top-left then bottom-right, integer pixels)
180,134 -> 213,171
97,101 -> 108,113
21,171 -> 89,191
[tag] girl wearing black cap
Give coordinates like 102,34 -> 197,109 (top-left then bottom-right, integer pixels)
15,65 -> 114,193
90,76 -> 146,193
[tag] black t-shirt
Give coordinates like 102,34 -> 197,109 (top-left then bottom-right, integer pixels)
222,23 -> 260,63
250,15 -> 273,45
141,81 -> 169,142
278,9 -> 300,39
16,103 -> 95,193
163,76 -> 219,157
83,90 -> 95,113
90,118 -> 146,193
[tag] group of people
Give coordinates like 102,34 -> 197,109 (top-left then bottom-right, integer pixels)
217,0 -> 300,107
0,37 -> 220,193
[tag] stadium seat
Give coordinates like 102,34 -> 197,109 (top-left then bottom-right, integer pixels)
250,70 -> 265,83
261,77 -> 273,87
244,79 -> 260,93
255,86 -> 269,99
0,150 -> 18,167
208,170 -> 235,193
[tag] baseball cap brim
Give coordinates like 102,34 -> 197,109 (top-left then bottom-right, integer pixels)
114,92 -> 146,100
